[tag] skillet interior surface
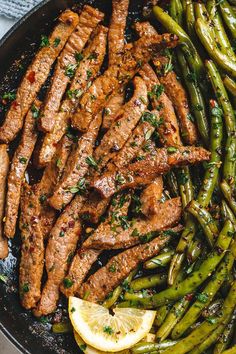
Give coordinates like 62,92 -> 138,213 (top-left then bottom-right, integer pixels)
0,0 -> 146,353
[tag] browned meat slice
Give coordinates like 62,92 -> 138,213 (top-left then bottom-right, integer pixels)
79,231 -> 175,302
108,0 -> 129,65
4,100 -> 41,239
71,33 -> 179,132
33,194 -> 85,317
91,146 -> 210,198
49,112 -> 102,210
19,183 -> 44,309
39,6 -> 104,133
94,77 -> 147,170
135,22 -> 197,145
84,197 -> 181,249
139,64 -> 182,146
60,192 -> 132,297
140,176 -> 164,217
0,145 -> 9,259
37,25 -> 108,167
0,10 -> 78,144
38,135 -> 74,238
102,91 -> 125,131
159,71 -> 198,145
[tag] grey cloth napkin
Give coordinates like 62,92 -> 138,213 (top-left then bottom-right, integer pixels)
0,0 -> 41,19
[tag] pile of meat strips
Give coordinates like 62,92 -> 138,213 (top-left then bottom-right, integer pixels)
0,0 -> 210,316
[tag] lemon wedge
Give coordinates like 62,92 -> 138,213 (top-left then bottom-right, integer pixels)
69,297 -> 156,352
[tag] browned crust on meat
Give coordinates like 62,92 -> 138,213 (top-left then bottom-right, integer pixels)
0,10 -> 78,144
61,192 -> 132,297
71,33 -> 179,132
19,183 -> 44,309
38,135 -> 74,238
4,100 -> 41,239
159,71 -> 198,145
79,233 -> 173,302
84,197 -> 181,249
108,0 -> 129,65
140,176 -> 164,217
49,112 -> 102,210
33,194 -> 85,317
94,77 -> 148,170
0,145 -> 9,259
37,25 -> 108,167
102,91 -> 125,131
139,64 -> 182,146
39,6 -> 104,133
91,146 -> 210,198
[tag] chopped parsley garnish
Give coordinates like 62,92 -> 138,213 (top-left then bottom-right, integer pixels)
115,173 -> 125,185
177,171 -> 189,185
68,178 -> 87,195
53,37 -> 61,47
19,157 -> 28,164
0,274 -> 8,283
63,278 -> 74,288
148,84 -> 164,100
86,156 -> 98,170
88,52 -> 98,60
65,64 -> 77,78
163,56 -> 173,75
59,231 -> 65,237
103,326 -> 114,335
40,35 -> 50,47
39,194 -> 47,204
75,52 -> 83,63
79,344 -> 87,351
167,146 -> 177,154
206,317 -> 217,324
56,158 -> 62,167
67,89 -> 83,100
187,113 -> 194,122
2,92 -> 16,101
193,104 -> 203,111
22,283 -> 30,293
141,111 -> 160,128
70,307 -> 76,313
196,293 -> 209,303
31,104 -> 40,119
108,264 -> 117,273
86,70 -> 92,80
144,129 -> 153,141
131,228 -> 140,237
103,107 -> 111,116
186,72 -> 197,84
39,316 -> 48,324
211,106 -> 223,118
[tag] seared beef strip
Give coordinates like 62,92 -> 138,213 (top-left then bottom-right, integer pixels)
37,25 -> 108,167
60,192 -> 132,297
71,33 -> 179,132
0,145 -> 9,259
135,21 -> 198,145
19,183 -> 44,309
84,197 -> 181,249
91,146 -> 210,198
4,100 -> 41,239
34,194 -> 85,317
38,135 -> 74,238
79,232 -> 175,302
102,91 -> 125,131
49,112 -> 102,210
39,6 -> 104,133
108,0 -> 129,65
141,176 -> 164,217
139,63 -> 182,146
0,10 -> 78,144
94,77 -> 148,170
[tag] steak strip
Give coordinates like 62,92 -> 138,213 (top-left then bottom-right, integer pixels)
0,145 -> 9,259
140,176 -> 164,217
19,183 -> 44,309
71,33 -> 179,132
39,5 -> 104,133
0,10 -> 78,143
38,135 -> 74,238
94,76 -> 148,170
60,192 -> 132,297
37,25 -> 108,167
84,197 -> 182,249
102,91 -> 125,131
108,0 -> 129,65
79,232 -> 176,302
91,146 -> 210,198
135,21 -> 198,145
4,100 -> 41,238
49,112 -> 102,210
33,194 -> 85,317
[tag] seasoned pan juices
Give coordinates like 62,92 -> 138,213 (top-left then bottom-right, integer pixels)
0,0 -> 236,352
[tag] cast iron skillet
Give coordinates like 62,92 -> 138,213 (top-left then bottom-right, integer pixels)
0,0 -> 145,353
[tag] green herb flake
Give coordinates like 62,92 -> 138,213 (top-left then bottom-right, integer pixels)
31,104 -> 40,119
19,157 -> 28,164
39,194 -> 47,204
86,70 -> 92,80
103,326 -> 114,335
148,84 -> 164,100
22,283 -> 30,293
67,89 -> 83,100
40,35 -> 50,47
56,158 -> 62,167
167,147 -> 177,154
53,37 -> 61,47
196,293 -> 209,303
65,64 -> 77,78
108,264 -> 117,273
206,317 -> 217,324
85,156 -> 98,170
103,108 -> 111,116
141,111 -> 160,128
79,344 -> 87,351
63,278 -> 74,288
70,307 -> 76,313
2,92 -> 16,102
59,231 -> 65,237
0,274 -> 8,283
88,52 -> 98,60
75,52 -> 83,63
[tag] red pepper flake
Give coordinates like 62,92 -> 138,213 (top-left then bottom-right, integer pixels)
12,100 -> 19,109
185,293 -> 194,301
29,246 -> 35,253
27,71 -> 36,84
210,99 -> 217,109
68,220 -> 75,228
